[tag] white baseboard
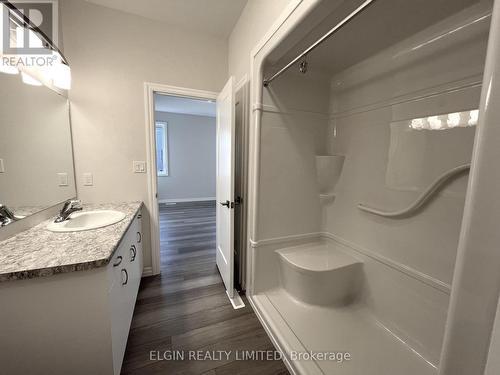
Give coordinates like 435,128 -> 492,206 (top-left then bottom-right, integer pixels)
158,197 -> 216,204
142,266 -> 154,277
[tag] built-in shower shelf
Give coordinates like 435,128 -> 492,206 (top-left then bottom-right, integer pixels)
316,155 -> 344,203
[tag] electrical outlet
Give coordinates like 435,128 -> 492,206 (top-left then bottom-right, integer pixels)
57,173 -> 68,186
83,172 -> 93,186
0,158 -> 4,173
133,161 -> 146,173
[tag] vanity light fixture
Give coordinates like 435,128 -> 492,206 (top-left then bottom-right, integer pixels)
409,109 -> 479,131
1,1 -> 71,89
51,52 -> 71,90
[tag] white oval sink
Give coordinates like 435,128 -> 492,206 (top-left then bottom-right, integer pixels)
47,210 -> 126,232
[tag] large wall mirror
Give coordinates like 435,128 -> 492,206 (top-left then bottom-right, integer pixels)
0,72 -> 76,224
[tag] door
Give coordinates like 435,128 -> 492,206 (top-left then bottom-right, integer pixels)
216,76 -> 236,298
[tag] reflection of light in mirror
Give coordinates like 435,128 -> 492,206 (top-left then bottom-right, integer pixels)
469,110 -> 479,126
428,116 -> 442,130
447,112 -> 461,128
409,110 -> 479,131
410,118 -> 425,129
21,71 -> 42,86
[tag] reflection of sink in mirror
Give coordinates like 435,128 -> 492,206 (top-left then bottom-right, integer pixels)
46,210 -> 126,232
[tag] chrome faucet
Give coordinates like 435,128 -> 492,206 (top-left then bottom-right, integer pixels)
55,199 -> 83,223
0,204 -> 18,227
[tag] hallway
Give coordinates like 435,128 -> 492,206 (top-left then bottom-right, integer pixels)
122,201 -> 288,374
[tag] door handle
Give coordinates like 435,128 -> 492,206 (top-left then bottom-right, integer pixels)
220,200 -> 230,208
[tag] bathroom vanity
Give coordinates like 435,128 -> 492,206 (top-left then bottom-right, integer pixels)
0,202 -> 143,375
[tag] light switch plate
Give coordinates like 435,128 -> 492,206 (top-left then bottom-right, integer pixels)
57,173 -> 68,186
83,172 -> 93,186
0,158 -> 4,173
133,161 -> 146,173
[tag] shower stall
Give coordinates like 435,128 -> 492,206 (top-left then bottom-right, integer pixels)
246,0 -> 500,374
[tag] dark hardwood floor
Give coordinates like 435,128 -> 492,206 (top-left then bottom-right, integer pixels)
122,201 -> 289,375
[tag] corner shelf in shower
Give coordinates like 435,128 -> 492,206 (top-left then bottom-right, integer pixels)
358,163 -> 471,218
316,155 -> 344,202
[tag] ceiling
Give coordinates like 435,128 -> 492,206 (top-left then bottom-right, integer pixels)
85,0 -> 248,38
266,0 -> 479,76
154,94 -> 216,117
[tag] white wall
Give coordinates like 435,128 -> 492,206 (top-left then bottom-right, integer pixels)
228,0 -> 294,82
258,69 -> 330,239
60,0 -> 228,269
155,112 -> 216,202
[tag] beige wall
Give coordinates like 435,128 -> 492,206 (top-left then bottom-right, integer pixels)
60,0 -> 228,269
60,0 -> 293,270
228,0 -> 293,82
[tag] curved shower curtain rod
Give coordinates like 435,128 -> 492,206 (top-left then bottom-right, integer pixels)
357,163 -> 471,218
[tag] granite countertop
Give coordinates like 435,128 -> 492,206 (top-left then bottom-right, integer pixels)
0,202 -> 143,282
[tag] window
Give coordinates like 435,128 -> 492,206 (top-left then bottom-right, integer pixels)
155,122 -> 169,176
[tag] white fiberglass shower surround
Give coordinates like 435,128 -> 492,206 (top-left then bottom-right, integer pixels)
246,0 -> 500,374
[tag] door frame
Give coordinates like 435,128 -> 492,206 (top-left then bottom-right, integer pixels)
144,82 -> 218,275
234,75 -> 250,290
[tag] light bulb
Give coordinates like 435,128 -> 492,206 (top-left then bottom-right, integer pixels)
52,61 -> 71,90
447,112 -> 461,128
21,71 -> 42,86
410,118 -> 424,130
469,110 -> 479,126
428,116 -> 442,130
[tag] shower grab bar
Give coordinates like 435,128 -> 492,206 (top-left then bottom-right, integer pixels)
357,163 -> 471,218
263,0 -> 377,87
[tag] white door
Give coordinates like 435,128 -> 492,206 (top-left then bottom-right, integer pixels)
216,76 -> 236,298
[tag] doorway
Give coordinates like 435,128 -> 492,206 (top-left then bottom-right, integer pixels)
144,81 -> 249,299
154,92 -> 218,293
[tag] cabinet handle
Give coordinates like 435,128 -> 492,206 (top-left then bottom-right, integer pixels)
137,213 -> 142,219
121,269 -> 128,285
113,256 -> 123,267
130,245 -> 137,262
137,231 -> 142,243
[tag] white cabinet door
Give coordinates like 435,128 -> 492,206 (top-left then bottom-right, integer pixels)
109,245 -> 130,375
109,213 -> 143,375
